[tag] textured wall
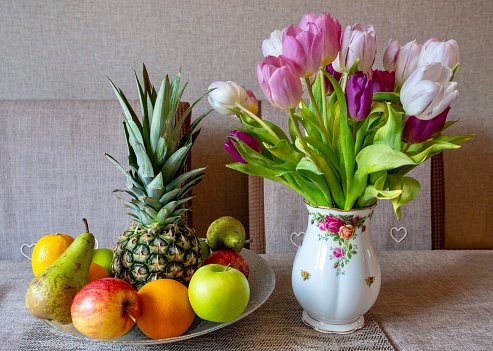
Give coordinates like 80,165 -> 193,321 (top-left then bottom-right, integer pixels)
1,0 -> 491,249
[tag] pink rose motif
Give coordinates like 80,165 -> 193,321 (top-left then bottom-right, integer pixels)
338,224 -> 354,240
318,220 -> 326,231
333,247 -> 344,258
325,216 -> 345,233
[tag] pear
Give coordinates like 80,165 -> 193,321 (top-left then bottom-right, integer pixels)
206,216 -> 246,252
25,218 -> 95,325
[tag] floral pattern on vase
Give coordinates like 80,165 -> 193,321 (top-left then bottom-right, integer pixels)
309,211 -> 370,276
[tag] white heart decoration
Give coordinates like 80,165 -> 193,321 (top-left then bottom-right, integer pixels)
20,243 -> 35,260
290,232 -> 305,248
390,227 -> 408,243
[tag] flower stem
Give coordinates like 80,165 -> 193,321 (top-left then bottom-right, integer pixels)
319,68 -> 328,130
402,142 -> 412,153
304,77 -> 324,128
237,104 -> 279,141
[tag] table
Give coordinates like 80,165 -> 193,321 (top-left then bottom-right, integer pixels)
2,250 -> 492,350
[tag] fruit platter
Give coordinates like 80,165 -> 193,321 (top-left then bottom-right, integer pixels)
41,248 -> 275,344
24,68 -> 275,344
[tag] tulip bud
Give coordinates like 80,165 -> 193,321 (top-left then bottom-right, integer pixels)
245,89 -> 259,115
282,24 -> 323,78
257,55 -> 303,109
372,70 -> 395,94
419,38 -> 459,71
383,39 -> 401,72
400,63 -> 458,120
346,72 -> 373,121
299,12 -> 341,66
224,130 -> 262,164
335,24 -> 377,74
262,30 -> 283,57
208,81 -> 249,115
402,107 -> 450,143
394,40 -> 422,87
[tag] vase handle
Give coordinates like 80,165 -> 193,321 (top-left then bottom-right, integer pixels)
290,232 -> 305,248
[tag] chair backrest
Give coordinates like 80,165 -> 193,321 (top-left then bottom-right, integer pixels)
247,101 -> 445,254
0,99 -> 191,260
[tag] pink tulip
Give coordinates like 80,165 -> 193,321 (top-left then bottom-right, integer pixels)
335,24 -> 377,73
299,12 -> 341,66
394,40 -> 422,87
419,38 -> 459,70
383,39 -> 401,72
257,55 -> 303,109
402,107 -> 450,143
400,63 -> 458,120
282,24 -> 323,78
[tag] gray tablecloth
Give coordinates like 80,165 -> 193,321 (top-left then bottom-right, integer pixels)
2,250 -> 493,350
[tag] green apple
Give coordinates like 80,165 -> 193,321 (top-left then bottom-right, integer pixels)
188,264 -> 250,323
91,248 -> 113,275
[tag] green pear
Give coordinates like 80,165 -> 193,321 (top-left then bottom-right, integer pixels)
206,216 -> 246,252
25,219 -> 95,325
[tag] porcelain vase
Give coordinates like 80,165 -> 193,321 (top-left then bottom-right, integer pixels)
291,202 -> 381,334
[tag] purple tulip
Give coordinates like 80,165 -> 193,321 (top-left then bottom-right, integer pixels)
299,12 -> 341,66
224,130 -> 262,164
324,63 -> 342,94
282,24 -> 323,78
334,24 -> 377,74
345,72 -> 373,121
257,55 -> 303,109
372,70 -> 395,94
325,216 -> 345,233
402,107 -> 450,143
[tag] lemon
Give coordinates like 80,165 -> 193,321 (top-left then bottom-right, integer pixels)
31,233 -> 74,276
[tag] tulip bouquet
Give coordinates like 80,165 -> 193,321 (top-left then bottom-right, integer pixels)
208,12 -> 472,218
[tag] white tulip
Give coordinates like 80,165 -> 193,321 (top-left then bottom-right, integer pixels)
419,38 -> 459,70
262,30 -> 283,57
400,63 -> 459,120
395,40 -> 422,87
208,81 -> 248,115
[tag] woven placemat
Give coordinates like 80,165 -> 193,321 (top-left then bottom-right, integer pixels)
17,287 -> 395,351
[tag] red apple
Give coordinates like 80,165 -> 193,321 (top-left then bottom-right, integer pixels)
204,250 -> 250,278
71,278 -> 140,340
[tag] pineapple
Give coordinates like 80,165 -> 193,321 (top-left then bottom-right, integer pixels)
106,65 -> 211,290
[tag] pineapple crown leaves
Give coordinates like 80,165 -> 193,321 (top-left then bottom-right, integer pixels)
105,64 -> 212,225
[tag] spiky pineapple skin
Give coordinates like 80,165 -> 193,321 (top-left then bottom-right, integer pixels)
112,223 -> 202,291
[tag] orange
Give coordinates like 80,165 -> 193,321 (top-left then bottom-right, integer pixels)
87,262 -> 111,283
31,233 -> 75,276
137,279 -> 195,339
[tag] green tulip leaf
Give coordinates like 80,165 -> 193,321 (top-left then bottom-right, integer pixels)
386,174 -> 421,220
373,103 -> 404,150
